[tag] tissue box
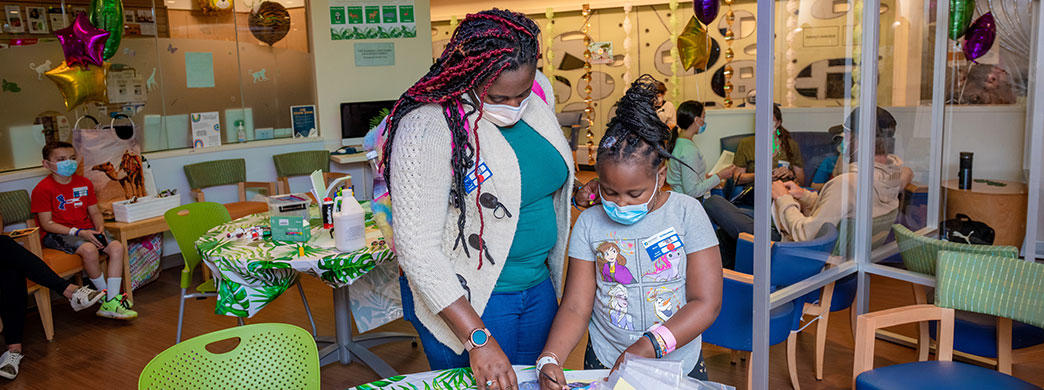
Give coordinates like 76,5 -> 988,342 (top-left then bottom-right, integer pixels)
266,194 -> 311,219
269,216 -> 311,242
112,196 -> 182,223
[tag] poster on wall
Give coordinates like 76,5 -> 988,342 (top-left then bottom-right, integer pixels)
136,10 -> 157,36
47,7 -> 68,31
589,41 -> 613,65
190,111 -> 221,149
329,0 -> 416,40
290,105 -> 316,138
5,6 -> 25,33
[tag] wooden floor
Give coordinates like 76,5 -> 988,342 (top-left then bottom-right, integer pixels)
4,266 -> 1043,389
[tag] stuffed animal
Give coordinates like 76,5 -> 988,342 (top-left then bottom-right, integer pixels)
198,0 -> 233,13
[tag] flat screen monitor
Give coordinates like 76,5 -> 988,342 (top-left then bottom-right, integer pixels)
340,100 -> 397,140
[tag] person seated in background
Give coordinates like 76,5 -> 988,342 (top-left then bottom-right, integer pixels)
666,101 -> 737,200
654,80 -> 677,129
731,104 -> 805,195
31,142 -> 137,320
809,124 -> 845,192
0,234 -> 107,380
704,106 -> 905,265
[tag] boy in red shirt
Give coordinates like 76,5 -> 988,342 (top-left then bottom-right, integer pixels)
31,142 -> 137,320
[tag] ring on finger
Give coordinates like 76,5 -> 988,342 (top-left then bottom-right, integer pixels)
485,379 -> 497,389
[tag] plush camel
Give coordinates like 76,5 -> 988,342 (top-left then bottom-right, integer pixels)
92,161 -> 146,199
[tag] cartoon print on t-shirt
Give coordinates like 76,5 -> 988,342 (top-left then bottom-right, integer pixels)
606,284 -> 635,330
596,241 -> 634,285
646,286 -> 679,323
644,249 -> 682,282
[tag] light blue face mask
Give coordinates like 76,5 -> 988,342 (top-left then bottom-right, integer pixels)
54,159 -> 78,177
697,123 -> 707,135
600,173 -> 659,225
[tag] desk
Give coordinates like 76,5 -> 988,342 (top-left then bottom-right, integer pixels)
104,215 -> 170,303
942,179 -> 1027,248
196,205 -> 413,377
331,152 -> 372,200
349,366 -> 733,389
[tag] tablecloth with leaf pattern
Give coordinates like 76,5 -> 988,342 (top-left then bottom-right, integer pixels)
195,203 -> 395,318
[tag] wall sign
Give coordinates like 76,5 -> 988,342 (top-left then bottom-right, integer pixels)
330,0 -> 416,40
190,111 -> 221,149
354,42 -> 395,66
290,105 -> 317,138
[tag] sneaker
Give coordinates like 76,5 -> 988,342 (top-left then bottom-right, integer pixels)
0,350 -> 23,380
69,286 -> 105,312
96,295 -> 138,320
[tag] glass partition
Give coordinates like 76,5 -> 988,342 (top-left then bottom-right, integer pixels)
0,0 -> 315,173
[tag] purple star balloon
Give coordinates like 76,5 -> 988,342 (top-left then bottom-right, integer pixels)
55,13 -> 109,67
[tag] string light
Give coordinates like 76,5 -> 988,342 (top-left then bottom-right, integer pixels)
544,8 -> 555,92
668,0 -> 680,103
722,0 -> 735,107
582,4 -> 595,164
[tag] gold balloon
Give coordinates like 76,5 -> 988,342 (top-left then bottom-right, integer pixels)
45,62 -> 109,111
678,16 -> 712,71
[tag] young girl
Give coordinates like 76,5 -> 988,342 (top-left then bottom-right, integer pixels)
537,76 -> 723,389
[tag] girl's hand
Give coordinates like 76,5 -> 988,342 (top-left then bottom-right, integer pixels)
610,336 -> 656,373
538,363 -> 567,390
470,338 -> 517,390
573,179 -> 601,208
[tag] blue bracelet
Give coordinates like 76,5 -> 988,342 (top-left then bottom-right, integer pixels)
643,332 -> 663,359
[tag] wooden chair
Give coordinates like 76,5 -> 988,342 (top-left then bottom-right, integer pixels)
272,150 -> 350,198
892,224 -> 1036,373
852,251 -> 1042,389
183,159 -> 277,220
0,190 -> 89,342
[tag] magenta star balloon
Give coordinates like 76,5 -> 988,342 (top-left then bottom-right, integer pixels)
55,13 -> 109,67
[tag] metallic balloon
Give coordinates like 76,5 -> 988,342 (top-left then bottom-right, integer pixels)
949,0 -> 975,40
54,13 -> 109,67
693,0 -> 720,25
249,1 -> 292,46
678,16 -> 711,72
45,62 -> 110,110
963,12 -> 996,61
88,0 -> 124,60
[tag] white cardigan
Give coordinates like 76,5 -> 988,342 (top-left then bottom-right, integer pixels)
389,72 -> 574,353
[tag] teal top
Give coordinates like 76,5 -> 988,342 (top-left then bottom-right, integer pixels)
666,137 -> 720,199
495,120 -> 568,292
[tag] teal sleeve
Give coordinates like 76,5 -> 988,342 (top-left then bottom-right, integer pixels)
676,145 -> 721,198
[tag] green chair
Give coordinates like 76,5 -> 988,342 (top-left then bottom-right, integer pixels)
139,323 -> 320,390
164,202 -> 316,343
272,150 -> 350,196
892,224 -> 1022,367
852,251 -> 1043,389
183,159 -> 276,220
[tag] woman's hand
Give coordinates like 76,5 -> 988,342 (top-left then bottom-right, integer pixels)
782,181 -> 808,199
538,363 -> 567,390
771,180 -> 791,200
771,166 -> 795,181
610,336 -> 657,373
573,179 -> 601,208
715,165 -> 737,180
470,338 -> 517,390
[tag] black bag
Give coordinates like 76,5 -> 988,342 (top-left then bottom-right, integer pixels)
939,214 -> 995,245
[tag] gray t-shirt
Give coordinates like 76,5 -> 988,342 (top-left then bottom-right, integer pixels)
568,192 -> 718,373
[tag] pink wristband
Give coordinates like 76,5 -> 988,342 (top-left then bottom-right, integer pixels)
650,324 -> 677,354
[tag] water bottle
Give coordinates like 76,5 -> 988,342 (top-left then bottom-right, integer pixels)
958,152 -> 973,190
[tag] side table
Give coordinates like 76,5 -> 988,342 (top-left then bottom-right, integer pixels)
104,215 -> 171,303
942,179 -> 1027,248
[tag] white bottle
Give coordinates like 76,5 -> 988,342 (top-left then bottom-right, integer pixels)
333,191 -> 366,252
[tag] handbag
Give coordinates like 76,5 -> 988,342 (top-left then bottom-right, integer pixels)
939,213 -> 995,245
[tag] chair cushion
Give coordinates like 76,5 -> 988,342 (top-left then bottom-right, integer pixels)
27,249 -> 84,290
929,310 -> 1044,358
224,201 -> 268,220
856,361 -> 1040,390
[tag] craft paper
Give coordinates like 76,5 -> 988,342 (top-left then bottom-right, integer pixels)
190,111 -> 221,149
164,114 -> 190,149
143,114 -> 167,152
185,52 -> 215,88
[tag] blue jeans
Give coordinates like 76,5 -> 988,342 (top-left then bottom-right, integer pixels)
400,275 -> 559,370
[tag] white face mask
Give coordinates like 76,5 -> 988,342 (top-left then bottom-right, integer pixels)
481,94 -> 531,127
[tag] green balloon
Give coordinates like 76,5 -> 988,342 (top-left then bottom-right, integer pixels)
88,0 -> 123,60
949,0 -> 975,40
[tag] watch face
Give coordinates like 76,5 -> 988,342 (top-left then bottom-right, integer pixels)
471,329 -> 489,346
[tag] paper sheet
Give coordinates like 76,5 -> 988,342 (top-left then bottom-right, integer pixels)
185,52 -> 215,88
708,150 -> 735,176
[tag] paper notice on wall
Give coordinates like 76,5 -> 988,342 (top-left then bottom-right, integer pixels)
329,0 -> 416,40
185,52 -> 215,88
190,111 -> 221,149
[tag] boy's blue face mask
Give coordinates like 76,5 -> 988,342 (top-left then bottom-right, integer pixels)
54,159 -> 78,177
600,173 -> 659,225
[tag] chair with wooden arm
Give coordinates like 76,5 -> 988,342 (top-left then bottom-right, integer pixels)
892,224 -> 1038,372
272,150 -> 350,199
183,159 -> 277,220
0,190 -> 90,342
852,251 -> 1043,389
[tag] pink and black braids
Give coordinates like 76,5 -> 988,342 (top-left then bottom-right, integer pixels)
381,8 -> 540,267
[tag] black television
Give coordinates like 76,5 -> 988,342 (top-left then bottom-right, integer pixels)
340,100 -> 397,139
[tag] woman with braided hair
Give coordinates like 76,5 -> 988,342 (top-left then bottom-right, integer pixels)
382,9 -> 573,390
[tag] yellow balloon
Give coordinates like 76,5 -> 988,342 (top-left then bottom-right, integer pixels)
45,62 -> 109,111
678,16 -> 711,72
